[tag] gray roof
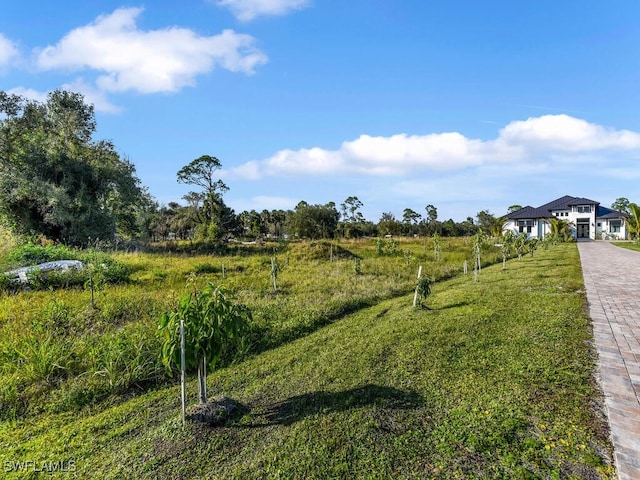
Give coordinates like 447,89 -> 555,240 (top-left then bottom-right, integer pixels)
597,205 -> 625,219
506,205 -> 548,219
505,195 -> 624,220
537,195 -> 599,212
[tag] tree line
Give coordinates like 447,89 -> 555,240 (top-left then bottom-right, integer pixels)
4,89 -> 637,246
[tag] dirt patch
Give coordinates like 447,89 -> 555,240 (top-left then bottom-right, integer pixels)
187,396 -> 239,426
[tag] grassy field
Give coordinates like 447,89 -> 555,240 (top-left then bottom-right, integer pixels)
0,239 -> 614,478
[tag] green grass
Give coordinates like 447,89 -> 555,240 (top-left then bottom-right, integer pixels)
612,241 -> 640,252
0,242 -> 614,478
0,238 -> 497,420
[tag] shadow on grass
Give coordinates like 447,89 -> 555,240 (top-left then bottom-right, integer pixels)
251,384 -> 423,427
432,301 -> 471,310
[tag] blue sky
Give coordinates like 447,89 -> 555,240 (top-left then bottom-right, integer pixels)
2,0 -> 640,222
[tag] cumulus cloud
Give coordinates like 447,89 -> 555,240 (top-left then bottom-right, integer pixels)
35,7 -> 268,94
216,0 -> 310,21
499,114 -> 640,151
8,82 -> 121,114
0,33 -> 19,67
61,79 -> 122,113
251,195 -> 297,209
228,115 -> 640,180
6,86 -> 48,103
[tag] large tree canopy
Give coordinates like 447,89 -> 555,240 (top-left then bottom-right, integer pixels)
0,90 -> 145,245
288,201 -> 340,239
176,155 -> 238,241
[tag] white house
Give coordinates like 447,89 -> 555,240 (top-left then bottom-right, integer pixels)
503,195 -> 626,240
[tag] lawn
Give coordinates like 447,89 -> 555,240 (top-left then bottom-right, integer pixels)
611,241 -> 640,252
0,240 -> 614,478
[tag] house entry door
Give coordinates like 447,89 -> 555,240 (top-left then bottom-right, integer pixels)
577,224 -> 589,239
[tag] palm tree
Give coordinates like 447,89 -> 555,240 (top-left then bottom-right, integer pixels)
627,203 -> 640,241
549,217 -> 573,242
500,230 -> 515,268
489,216 -> 507,238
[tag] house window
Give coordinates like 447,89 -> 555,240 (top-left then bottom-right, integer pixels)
597,223 -> 601,227
610,220 -> 621,233
575,205 -> 591,213
518,220 -> 534,233
555,212 -> 559,216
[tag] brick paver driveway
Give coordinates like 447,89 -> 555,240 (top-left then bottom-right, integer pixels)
578,241 -> 640,480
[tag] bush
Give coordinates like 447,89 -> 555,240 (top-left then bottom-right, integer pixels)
4,244 -> 77,267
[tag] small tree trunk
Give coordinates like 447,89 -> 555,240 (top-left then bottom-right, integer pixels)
412,266 -> 423,307
198,356 -> 207,404
271,257 -> 277,292
180,319 -> 186,426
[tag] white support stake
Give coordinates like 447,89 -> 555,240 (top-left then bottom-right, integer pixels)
412,265 -> 423,307
271,257 -> 277,291
180,318 -> 186,427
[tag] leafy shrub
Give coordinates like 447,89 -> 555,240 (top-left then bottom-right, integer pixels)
376,238 -> 401,256
159,281 -> 252,403
0,273 -> 10,291
414,276 -> 433,308
4,244 -> 77,267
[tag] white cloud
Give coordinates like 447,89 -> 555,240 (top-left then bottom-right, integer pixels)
224,160 -> 262,180
251,195 -> 297,209
0,33 -> 19,67
216,0 -> 310,21
8,82 -> 121,114
6,86 -> 48,103
499,114 -> 640,151
228,115 -> 640,180
35,7 -> 268,94
61,79 -> 122,113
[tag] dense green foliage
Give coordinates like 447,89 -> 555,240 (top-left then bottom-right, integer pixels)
0,90 -> 146,245
415,275 -> 432,307
0,241 -> 614,478
175,155 -> 241,242
159,281 -> 251,403
287,201 -> 340,239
